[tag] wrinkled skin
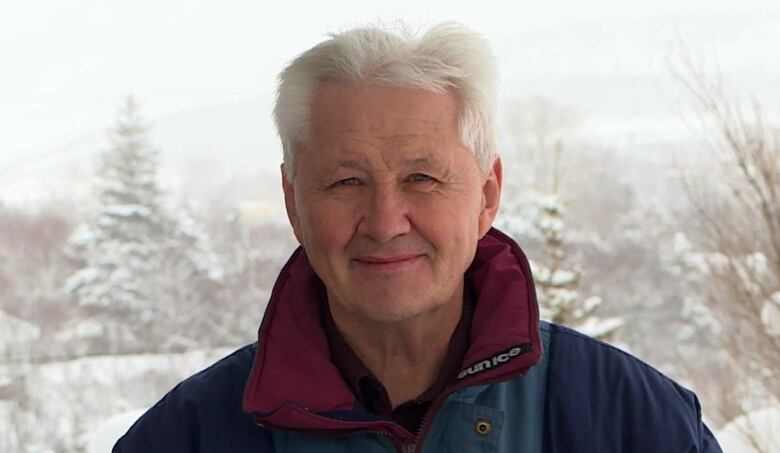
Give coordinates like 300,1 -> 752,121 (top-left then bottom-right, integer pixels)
283,82 -> 502,327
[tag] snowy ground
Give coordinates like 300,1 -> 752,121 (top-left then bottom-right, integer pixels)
0,346 -> 237,452
716,405 -> 780,453
84,409 -> 146,453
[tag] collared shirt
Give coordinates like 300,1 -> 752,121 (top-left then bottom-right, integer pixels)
322,284 -> 474,435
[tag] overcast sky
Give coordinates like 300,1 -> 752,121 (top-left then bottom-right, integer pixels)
4,1 -> 778,98
2,0 -> 779,204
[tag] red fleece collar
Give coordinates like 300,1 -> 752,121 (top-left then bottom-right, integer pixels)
241,228 -> 542,441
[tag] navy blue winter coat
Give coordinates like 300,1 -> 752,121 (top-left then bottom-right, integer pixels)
114,229 -> 722,452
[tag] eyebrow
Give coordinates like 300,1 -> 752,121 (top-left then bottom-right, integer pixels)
334,156 -> 441,170
404,157 -> 436,167
334,158 -> 365,169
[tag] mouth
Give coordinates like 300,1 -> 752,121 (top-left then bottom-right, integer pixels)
352,254 -> 424,270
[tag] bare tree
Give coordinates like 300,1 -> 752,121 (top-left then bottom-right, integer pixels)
670,47 -> 780,438
499,97 -> 582,193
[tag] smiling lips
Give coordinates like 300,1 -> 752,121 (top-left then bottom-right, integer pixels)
353,254 -> 424,270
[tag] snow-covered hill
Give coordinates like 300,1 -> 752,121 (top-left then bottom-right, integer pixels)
0,347 -> 236,451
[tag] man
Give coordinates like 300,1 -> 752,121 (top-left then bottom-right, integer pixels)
114,22 -> 722,452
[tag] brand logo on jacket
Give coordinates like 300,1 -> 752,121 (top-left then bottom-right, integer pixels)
457,343 -> 532,379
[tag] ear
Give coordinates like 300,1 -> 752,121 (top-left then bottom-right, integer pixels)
281,163 -> 304,245
478,157 -> 502,238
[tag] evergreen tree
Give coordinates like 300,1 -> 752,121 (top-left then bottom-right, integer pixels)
63,96 -> 221,354
532,194 -> 622,340
497,98 -> 620,340
498,192 -> 622,340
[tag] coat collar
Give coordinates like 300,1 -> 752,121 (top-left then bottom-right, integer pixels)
241,228 -> 542,441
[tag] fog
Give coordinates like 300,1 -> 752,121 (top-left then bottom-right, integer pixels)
1,2 -> 779,451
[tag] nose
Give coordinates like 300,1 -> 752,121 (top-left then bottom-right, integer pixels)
357,183 -> 411,244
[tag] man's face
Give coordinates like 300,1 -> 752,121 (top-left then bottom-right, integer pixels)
282,82 -> 501,323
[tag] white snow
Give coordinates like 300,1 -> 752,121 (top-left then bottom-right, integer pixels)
670,232 -> 708,275
53,318 -> 106,343
761,292 -> 780,336
62,267 -> 101,294
0,6 -> 778,451
550,269 -> 577,286
103,204 -> 152,219
716,405 -> 780,453
0,309 -> 40,355
577,316 -> 625,339
582,296 -> 602,312
0,347 -> 234,451
84,409 -> 145,453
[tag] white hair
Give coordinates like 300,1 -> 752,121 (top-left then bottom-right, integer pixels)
274,21 -> 498,181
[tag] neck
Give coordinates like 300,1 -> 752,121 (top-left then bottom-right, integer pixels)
328,287 -> 464,408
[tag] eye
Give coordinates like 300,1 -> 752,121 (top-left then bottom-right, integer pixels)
408,173 -> 434,182
335,177 -> 361,186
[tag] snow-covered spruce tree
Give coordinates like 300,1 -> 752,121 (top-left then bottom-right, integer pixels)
498,192 -> 622,341
496,99 -> 621,341
63,96 -> 221,354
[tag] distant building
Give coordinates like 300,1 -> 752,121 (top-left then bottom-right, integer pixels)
238,200 -> 279,223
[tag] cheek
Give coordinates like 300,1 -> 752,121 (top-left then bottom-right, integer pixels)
299,200 -> 355,253
435,192 -> 482,236
438,194 -> 482,266
416,201 -> 478,259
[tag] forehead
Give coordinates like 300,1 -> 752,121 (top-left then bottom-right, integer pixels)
308,82 -> 462,148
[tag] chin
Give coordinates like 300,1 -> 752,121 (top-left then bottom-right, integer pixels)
360,309 -> 427,324
353,293 -> 440,324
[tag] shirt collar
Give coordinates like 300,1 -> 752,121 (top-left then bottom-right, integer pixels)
322,281 -> 475,413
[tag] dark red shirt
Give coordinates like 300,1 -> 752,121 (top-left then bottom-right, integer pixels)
322,285 -> 474,435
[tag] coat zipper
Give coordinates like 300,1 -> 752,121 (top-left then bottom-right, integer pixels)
253,415 -> 413,452
252,345 -> 538,453
413,355 -> 538,452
